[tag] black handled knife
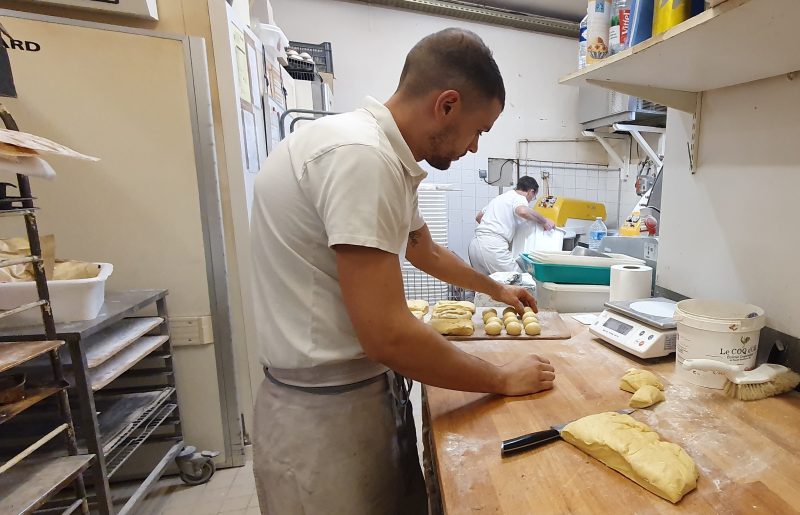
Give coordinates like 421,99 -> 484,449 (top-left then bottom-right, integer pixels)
501,408 -> 636,457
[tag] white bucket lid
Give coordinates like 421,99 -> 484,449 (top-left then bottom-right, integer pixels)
675,299 -> 765,332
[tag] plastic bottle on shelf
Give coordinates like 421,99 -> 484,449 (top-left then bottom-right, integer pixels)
578,15 -> 588,69
588,217 -> 608,251
586,0 -> 612,65
609,0 -> 631,54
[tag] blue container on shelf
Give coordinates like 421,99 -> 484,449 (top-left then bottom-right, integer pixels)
519,253 -> 612,286
627,0 -> 654,47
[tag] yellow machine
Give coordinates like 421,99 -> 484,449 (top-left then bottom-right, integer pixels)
620,211 -> 642,236
535,196 -> 606,227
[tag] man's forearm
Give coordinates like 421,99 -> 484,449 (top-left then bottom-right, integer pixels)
376,319 -> 506,394
414,244 -> 501,297
517,207 -> 548,226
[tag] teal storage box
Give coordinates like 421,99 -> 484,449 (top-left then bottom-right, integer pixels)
519,253 -> 612,285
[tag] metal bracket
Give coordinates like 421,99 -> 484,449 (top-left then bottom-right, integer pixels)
612,124 -> 665,171
689,92 -> 703,173
582,130 -> 625,169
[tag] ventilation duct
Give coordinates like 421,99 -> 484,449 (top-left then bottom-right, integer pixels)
348,0 -> 579,37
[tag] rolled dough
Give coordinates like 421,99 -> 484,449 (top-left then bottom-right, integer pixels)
561,412 -> 698,503
406,300 -> 429,314
620,368 -> 664,393
629,385 -> 665,408
430,318 -> 474,336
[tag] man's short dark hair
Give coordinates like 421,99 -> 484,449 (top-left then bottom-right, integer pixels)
397,28 -> 505,108
516,176 -> 539,193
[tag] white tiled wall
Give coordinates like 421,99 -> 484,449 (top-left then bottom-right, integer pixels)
422,159 -> 643,261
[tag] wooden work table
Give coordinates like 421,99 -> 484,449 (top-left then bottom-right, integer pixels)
424,319 -> 800,514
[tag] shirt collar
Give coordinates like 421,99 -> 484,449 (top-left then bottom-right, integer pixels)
361,96 -> 427,178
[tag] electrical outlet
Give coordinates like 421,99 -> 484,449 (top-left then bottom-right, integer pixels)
170,316 -> 214,346
478,169 -> 487,179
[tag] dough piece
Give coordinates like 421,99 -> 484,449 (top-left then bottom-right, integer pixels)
486,316 -> 503,326
433,310 -> 472,320
523,306 -> 534,313
435,301 -> 475,313
561,412 -> 698,503
432,305 -> 473,318
619,368 -> 664,393
524,321 -> 542,336
410,310 -> 425,320
522,313 -> 538,324
484,321 -> 503,336
482,308 -> 498,318
407,300 -> 429,314
502,306 -> 517,316
430,318 -> 474,336
629,385 -> 665,408
506,321 -> 522,336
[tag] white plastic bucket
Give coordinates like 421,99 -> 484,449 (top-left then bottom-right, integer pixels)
674,299 -> 765,389
0,263 -> 113,327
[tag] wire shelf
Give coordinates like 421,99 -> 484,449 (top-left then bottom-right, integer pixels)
105,403 -> 176,477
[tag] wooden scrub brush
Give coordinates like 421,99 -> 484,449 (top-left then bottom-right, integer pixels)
682,359 -> 800,401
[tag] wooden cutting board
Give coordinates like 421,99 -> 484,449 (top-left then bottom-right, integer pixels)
443,309 -> 571,341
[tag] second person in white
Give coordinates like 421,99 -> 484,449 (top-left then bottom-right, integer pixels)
469,176 -> 555,275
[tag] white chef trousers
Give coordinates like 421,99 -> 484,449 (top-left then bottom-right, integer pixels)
468,233 -> 519,275
253,370 -> 428,515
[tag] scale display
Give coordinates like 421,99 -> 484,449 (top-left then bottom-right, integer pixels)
603,318 -> 633,335
590,311 -> 677,359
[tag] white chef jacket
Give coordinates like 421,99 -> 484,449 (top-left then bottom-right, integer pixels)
249,97 -> 427,386
475,190 -> 529,243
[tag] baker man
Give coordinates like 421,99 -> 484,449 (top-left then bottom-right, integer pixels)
249,28 -> 555,515
469,176 -> 556,275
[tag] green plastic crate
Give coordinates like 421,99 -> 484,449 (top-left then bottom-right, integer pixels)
519,253 -> 612,285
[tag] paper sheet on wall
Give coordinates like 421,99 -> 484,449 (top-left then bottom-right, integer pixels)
246,43 -> 261,108
232,27 -> 251,104
242,109 -> 259,173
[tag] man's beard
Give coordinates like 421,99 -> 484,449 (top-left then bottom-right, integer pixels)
425,126 -> 458,171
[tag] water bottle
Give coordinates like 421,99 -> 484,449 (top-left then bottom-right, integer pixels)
588,217 -> 608,251
609,0 -> 631,54
578,15 -> 588,69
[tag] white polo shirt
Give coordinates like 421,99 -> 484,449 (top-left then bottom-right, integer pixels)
475,190 -> 529,243
250,97 -> 427,386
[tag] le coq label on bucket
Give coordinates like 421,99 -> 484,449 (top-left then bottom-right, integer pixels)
674,299 -> 765,389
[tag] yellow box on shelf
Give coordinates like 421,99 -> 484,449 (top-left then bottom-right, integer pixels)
535,196 -> 607,227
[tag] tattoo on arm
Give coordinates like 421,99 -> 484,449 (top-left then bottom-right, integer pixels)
408,230 -> 421,247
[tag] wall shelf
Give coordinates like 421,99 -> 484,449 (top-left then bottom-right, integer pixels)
559,0 -> 800,112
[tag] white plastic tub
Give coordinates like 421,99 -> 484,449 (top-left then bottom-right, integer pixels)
535,280 -> 610,313
674,299 -> 766,389
529,250 -> 644,268
0,263 -> 113,327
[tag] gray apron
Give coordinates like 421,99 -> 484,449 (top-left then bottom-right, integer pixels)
253,367 -> 428,515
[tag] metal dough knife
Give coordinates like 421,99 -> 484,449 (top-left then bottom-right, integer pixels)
501,408 -> 636,457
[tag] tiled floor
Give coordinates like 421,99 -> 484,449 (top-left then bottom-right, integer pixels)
148,457 -> 259,515
147,383 -> 425,514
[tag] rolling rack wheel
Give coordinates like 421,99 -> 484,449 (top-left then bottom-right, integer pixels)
175,445 -> 220,486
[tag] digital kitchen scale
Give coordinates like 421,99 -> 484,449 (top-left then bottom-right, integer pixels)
589,297 -> 678,359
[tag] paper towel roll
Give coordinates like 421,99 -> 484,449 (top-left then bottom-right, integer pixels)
610,264 -> 653,302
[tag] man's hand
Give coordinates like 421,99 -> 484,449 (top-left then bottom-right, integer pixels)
542,219 -> 556,231
499,354 -> 555,396
491,284 -> 538,314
